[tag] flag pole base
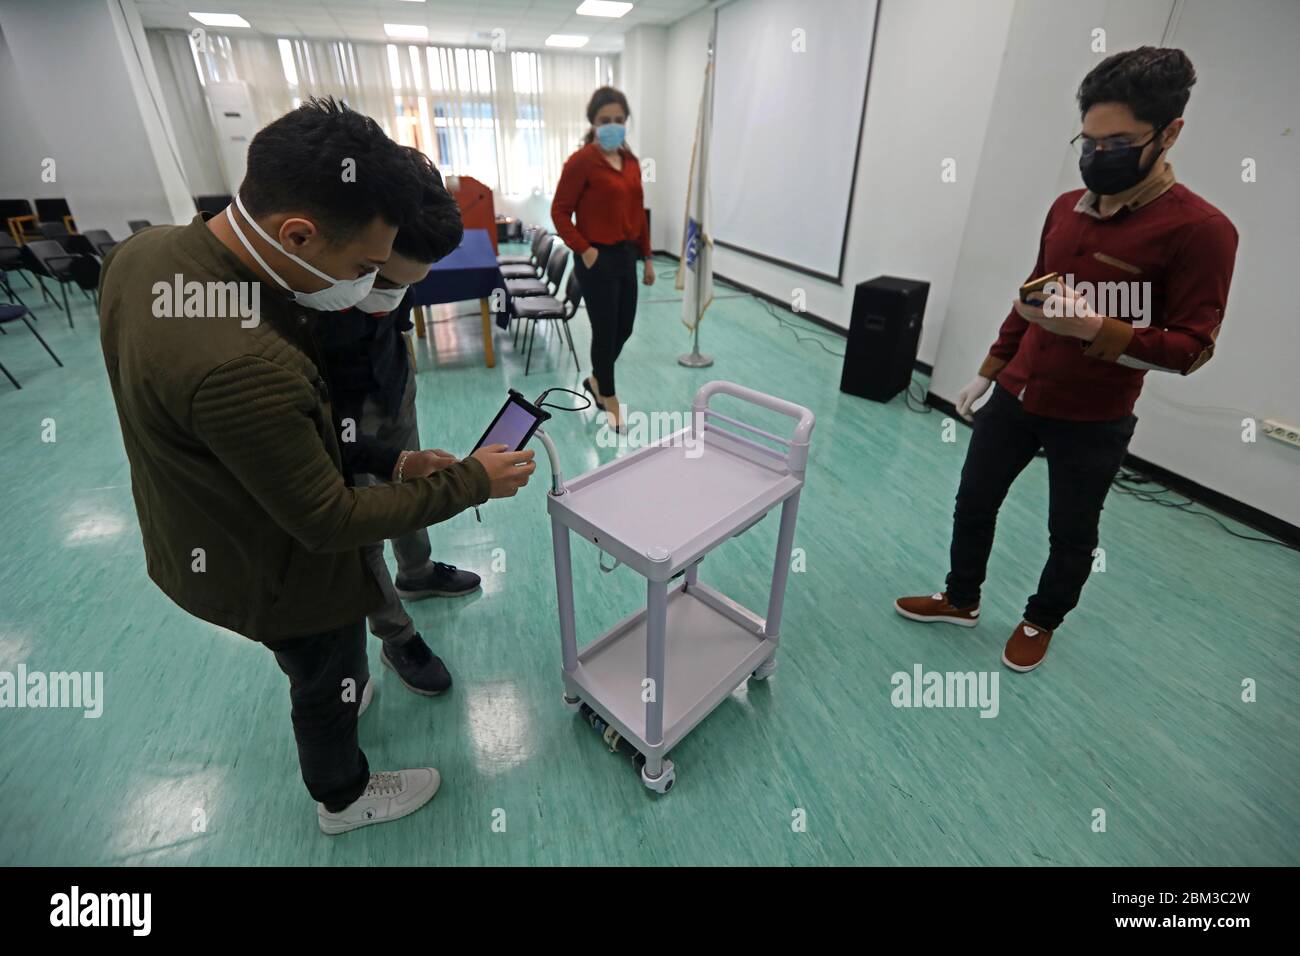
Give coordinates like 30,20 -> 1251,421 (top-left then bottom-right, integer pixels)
677,350 -> 714,368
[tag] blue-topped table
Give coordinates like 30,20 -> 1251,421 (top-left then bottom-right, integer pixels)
410,227 -> 511,368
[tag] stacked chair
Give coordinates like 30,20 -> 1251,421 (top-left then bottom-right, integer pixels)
494,226 -> 586,375
0,271 -> 63,390
497,227 -> 546,267
0,198 -> 131,391
513,270 -> 583,376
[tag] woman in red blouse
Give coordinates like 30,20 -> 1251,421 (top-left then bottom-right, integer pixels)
551,86 -> 654,433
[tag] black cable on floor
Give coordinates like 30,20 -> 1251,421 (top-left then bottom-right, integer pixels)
1111,468 -> 1298,552
904,377 -> 933,414
654,269 -> 846,357
704,276 -> 938,412
749,295 -> 847,358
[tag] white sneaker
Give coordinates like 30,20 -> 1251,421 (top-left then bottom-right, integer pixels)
317,769 -> 441,835
358,677 -> 375,717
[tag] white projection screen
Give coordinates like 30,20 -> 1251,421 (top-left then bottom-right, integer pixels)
710,0 -> 879,281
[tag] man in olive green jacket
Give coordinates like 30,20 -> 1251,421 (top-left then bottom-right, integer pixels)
99,98 -> 534,835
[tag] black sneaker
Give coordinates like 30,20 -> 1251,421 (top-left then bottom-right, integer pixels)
380,633 -> 452,696
395,562 -> 481,599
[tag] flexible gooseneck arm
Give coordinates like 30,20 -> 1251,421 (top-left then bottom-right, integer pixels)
534,427 -> 565,496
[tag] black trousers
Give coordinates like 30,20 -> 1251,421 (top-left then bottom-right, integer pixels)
574,241 -> 638,396
945,384 -> 1137,631
270,620 -> 371,811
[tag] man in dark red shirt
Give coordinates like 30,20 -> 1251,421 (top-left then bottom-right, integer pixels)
896,47 -> 1238,672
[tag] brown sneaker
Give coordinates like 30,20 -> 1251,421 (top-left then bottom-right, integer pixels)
893,591 -> 980,627
1002,621 -> 1054,672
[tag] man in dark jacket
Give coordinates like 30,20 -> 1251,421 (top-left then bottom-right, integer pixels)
318,150 -> 475,698
99,98 -> 535,834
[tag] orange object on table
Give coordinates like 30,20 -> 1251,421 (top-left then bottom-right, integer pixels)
448,175 -> 498,255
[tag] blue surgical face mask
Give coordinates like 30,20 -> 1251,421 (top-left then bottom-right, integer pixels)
227,193 -> 377,312
595,122 -> 626,151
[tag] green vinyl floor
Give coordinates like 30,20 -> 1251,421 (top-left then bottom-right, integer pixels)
0,249 -> 1297,866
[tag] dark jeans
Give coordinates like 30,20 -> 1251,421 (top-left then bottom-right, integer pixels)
574,240 -> 638,396
356,361 -> 431,646
946,384 -> 1137,631
270,620 -> 371,811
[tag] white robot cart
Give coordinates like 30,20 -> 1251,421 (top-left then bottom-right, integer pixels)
535,381 -> 815,793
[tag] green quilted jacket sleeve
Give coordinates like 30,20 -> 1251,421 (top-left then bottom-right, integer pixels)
191,355 -> 490,553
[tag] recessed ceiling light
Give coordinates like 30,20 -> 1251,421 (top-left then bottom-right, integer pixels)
188,12 -> 251,28
384,23 -> 429,40
546,34 -> 590,48
576,1 -> 633,17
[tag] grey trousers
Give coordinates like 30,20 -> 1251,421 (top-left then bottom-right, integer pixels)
357,359 -> 434,645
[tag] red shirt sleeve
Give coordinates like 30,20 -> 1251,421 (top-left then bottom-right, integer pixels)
979,201 -> 1055,379
631,158 -> 650,258
1084,213 -> 1237,373
551,151 -> 591,255
636,206 -> 651,259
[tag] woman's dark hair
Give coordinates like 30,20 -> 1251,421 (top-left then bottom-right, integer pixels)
392,148 -> 464,264
582,86 -> 631,146
1077,46 -> 1197,127
240,96 -> 423,243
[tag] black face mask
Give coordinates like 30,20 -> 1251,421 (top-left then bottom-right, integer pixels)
1079,129 -> 1165,195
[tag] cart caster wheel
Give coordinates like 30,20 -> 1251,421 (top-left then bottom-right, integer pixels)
640,759 -> 675,794
751,657 -> 778,681
562,693 -> 582,713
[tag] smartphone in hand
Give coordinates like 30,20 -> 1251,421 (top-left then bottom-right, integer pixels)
1019,272 -> 1061,306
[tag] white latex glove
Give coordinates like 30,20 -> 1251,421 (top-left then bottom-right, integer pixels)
955,375 -> 992,421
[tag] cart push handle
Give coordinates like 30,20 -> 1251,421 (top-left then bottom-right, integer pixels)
691,380 -> 816,475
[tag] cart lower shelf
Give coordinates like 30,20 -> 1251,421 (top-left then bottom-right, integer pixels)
562,581 -> 777,758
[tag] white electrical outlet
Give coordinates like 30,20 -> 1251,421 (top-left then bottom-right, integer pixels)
1261,419 -> 1300,449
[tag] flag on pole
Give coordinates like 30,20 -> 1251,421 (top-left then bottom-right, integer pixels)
677,55 -> 714,332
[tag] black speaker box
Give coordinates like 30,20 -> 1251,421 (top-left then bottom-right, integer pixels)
839,275 -> 929,403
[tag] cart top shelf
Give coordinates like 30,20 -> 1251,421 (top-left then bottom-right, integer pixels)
548,425 -> 803,577
545,382 -> 814,579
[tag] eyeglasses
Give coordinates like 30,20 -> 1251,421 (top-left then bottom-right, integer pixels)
1070,125 -> 1166,157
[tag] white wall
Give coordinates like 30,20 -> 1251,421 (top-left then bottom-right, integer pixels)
652,0 -> 1015,366
621,23 -> 668,239
0,25 -> 55,200
656,6 -> 715,257
147,29 -> 228,197
930,0 -> 1300,525
496,193 -> 553,230
1128,0 -> 1299,524
0,0 -> 194,236
109,0 -> 195,223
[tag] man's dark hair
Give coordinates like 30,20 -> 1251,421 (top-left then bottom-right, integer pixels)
1077,46 -> 1197,127
392,149 -> 463,263
239,97 -> 423,242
